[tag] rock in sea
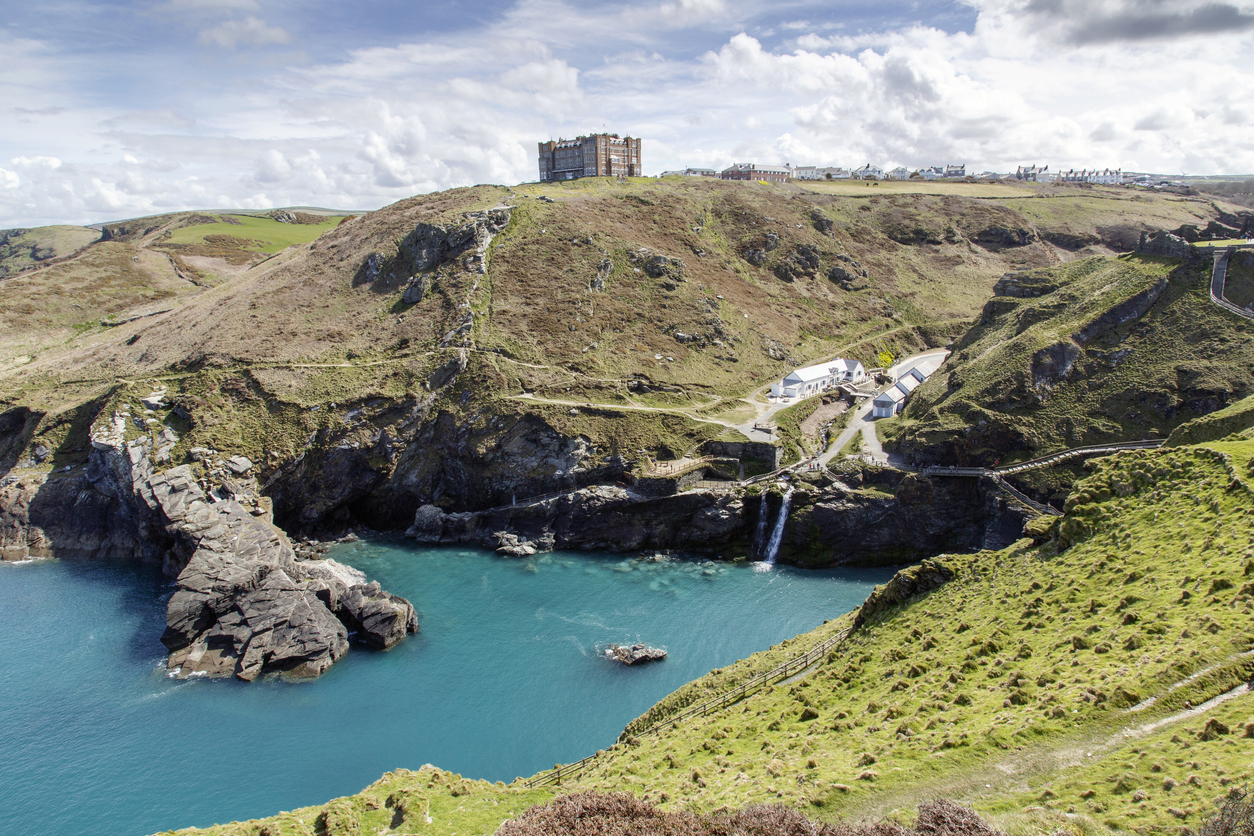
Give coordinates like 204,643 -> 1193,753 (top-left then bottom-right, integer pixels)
605,643 -> 667,666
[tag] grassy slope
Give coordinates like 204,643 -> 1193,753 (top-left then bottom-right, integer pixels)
0,225 -> 99,278
1223,249 -> 1254,309
888,254 -> 1254,481
159,214 -> 343,253
4,179 -> 1229,480
164,438 -> 1254,836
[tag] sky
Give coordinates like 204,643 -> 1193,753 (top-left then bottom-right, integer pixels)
1,0 -> 1252,227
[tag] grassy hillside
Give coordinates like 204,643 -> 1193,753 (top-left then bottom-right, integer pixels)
1,179 -> 1236,485
162,435 -> 1254,836
0,225 -> 99,277
885,254 -> 1254,495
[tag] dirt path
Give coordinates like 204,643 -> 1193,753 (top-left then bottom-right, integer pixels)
838,672 -> 1254,823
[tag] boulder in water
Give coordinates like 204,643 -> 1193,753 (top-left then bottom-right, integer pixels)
605,643 -> 667,666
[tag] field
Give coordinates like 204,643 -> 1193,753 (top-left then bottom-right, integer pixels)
159,213 -> 344,253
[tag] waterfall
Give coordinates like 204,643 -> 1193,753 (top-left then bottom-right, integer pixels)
754,492 -> 771,557
762,487 -> 794,566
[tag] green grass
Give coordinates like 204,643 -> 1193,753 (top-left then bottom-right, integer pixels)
1192,239 -> 1252,248
894,254 -> 1254,475
174,437 -> 1254,835
161,214 -> 342,253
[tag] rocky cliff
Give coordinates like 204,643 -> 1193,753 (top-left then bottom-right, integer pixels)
0,404 -> 417,681
402,465 -> 1034,569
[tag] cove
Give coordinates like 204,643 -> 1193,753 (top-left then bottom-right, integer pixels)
0,540 -> 895,836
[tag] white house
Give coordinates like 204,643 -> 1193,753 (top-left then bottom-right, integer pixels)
854,164 -> 884,180
887,166 -> 911,180
660,168 -> 718,177
870,357 -> 941,418
770,358 -> 867,400
920,166 -> 945,180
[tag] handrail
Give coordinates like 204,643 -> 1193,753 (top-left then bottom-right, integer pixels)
1210,248 -> 1254,320
524,626 -> 854,788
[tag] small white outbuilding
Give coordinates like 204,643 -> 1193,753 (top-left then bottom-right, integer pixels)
871,359 -> 939,418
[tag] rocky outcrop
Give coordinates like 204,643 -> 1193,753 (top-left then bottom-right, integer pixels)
337,581 -> 419,649
0,408 -> 418,681
605,643 -> 667,665
853,558 -> 956,629
992,271 -> 1061,298
971,225 -> 1035,250
407,486 -> 745,555
1072,277 -> 1167,345
774,244 -> 820,282
780,469 -> 1032,568
1136,230 -> 1191,259
629,248 -> 686,290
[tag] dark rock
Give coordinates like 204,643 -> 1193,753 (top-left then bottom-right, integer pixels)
811,210 -> 834,236
1136,230 -> 1191,258
887,225 -> 942,246
774,244 -> 820,282
338,581 -> 419,649
402,273 -> 431,304
605,643 -> 666,665
590,258 -> 613,292
629,248 -> 685,283
992,271 -> 1060,298
971,226 -> 1036,250
743,247 -> 767,267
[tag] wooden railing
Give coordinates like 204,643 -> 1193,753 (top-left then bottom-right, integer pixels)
524,626 -> 853,788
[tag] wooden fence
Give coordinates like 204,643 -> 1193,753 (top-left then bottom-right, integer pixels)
524,626 -> 853,788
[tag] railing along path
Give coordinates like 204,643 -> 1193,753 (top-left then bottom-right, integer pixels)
525,626 -> 853,788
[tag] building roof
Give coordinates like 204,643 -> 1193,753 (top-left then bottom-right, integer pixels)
874,388 -> 906,404
783,362 -> 836,384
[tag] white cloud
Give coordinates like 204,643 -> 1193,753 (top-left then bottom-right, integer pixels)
660,0 -> 727,26
199,16 -> 292,49
2,0 -> 1254,227
11,156 -> 63,169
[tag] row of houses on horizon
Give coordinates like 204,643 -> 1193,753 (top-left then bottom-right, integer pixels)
536,132 -> 1153,188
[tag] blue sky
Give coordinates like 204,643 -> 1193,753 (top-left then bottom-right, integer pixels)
2,0 -> 1252,226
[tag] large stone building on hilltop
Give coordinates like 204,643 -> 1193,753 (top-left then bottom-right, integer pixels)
538,133 -> 642,182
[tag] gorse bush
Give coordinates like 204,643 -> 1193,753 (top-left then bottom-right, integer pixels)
493,792 -> 1005,836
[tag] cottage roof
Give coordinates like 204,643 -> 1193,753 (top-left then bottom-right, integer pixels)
874,388 -> 906,404
783,362 -> 836,384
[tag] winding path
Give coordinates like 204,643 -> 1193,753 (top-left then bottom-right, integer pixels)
1206,244 -> 1254,320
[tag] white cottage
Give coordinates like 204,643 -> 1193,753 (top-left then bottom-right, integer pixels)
870,358 -> 939,418
770,359 -> 866,400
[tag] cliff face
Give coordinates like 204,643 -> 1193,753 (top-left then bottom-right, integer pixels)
779,469 -> 1032,567
0,407 -> 417,681
400,466 -> 1034,569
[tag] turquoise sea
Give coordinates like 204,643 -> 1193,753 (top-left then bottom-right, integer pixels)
0,539 -> 894,836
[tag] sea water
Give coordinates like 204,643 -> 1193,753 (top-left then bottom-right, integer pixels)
0,540 -> 894,836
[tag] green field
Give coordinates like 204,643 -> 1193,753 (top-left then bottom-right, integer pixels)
161,214 -> 343,253
1193,238 -> 1254,248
